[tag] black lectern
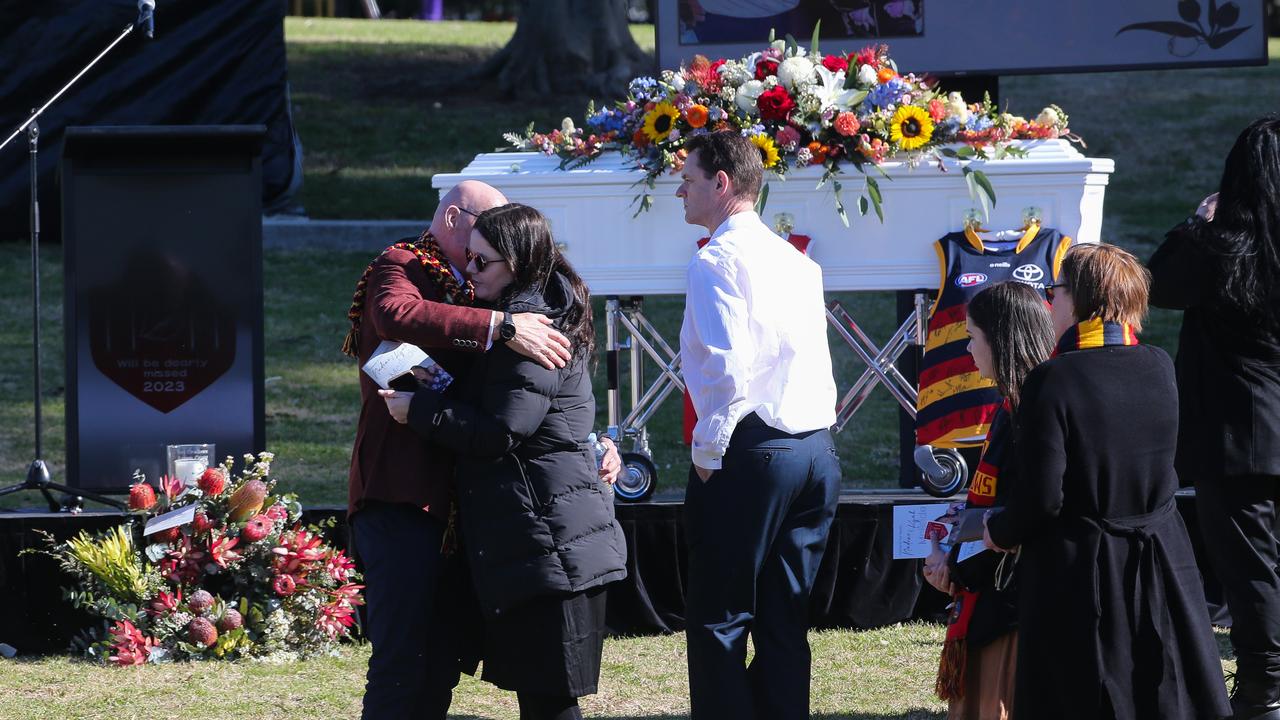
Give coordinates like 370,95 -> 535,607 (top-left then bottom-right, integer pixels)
61,126 -> 266,492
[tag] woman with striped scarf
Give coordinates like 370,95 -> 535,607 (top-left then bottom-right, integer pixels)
922,281 -> 1054,720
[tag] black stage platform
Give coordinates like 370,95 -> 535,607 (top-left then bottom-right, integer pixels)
0,491 -> 1223,654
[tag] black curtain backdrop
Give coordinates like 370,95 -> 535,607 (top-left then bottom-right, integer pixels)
0,495 -> 1223,654
0,0 -> 299,243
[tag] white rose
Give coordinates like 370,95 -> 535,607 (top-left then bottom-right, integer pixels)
946,92 -> 969,124
1036,107 -> 1061,126
667,73 -> 686,93
735,80 -> 765,115
561,117 -> 576,134
777,56 -> 815,92
771,40 -> 787,53
856,64 -> 878,86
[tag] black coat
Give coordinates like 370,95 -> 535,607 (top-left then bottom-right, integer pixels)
408,278 -> 627,618
1149,218 -> 1280,480
986,344 -> 1230,720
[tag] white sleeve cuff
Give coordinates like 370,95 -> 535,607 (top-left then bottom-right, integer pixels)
691,445 -> 723,470
485,310 -> 499,350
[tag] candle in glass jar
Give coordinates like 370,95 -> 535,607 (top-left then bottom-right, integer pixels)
174,458 -> 206,487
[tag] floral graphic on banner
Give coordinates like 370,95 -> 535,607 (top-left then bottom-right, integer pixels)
1116,0 -> 1251,57
506,32 -> 1079,224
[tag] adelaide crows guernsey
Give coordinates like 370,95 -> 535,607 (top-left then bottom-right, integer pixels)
916,223 -> 1071,448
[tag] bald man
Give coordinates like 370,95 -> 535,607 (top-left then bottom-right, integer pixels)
344,181 -> 616,719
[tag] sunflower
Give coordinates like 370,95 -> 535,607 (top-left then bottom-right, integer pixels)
890,105 -> 935,151
749,133 -> 780,169
641,102 -> 681,142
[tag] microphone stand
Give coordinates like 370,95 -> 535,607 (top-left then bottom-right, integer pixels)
0,14 -> 150,512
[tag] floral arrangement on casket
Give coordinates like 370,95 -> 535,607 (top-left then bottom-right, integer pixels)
31,452 -> 362,665
506,31 -> 1081,223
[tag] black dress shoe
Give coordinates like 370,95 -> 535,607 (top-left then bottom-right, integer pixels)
1233,702 -> 1280,720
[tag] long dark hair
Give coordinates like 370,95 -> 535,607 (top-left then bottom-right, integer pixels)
967,282 -> 1055,409
1204,115 -> 1280,326
474,203 -> 594,359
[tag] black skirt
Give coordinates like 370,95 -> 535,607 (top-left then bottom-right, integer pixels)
480,586 -> 608,697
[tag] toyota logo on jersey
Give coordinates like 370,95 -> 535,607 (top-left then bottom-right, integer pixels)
1012,264 -> 1045,283
956,272 -> 988,288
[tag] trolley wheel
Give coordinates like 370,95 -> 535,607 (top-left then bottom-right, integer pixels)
615,452 -> 657,502
918,449 -> 968,498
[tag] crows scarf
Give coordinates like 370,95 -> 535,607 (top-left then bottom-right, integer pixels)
936,401 -> 1011,701
1054,318 -> 1140,357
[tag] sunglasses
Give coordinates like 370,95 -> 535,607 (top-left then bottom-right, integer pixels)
455,206 -> 481,219
465,247 -> 503,273
1046,282 -> 1067,302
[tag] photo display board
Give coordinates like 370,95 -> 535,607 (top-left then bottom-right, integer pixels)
657,0 -> 1268,75
61,126 -> 265,492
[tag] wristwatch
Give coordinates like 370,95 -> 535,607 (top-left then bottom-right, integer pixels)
499,311 -> 517,343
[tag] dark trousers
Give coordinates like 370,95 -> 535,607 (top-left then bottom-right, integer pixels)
1196,476 -> 1280,706
352,501 -> 461,720
683,418 -> 842,720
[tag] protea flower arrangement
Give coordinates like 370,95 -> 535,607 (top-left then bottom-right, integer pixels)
29,452 -> 363,665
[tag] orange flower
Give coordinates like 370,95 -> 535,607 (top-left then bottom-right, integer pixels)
684,104 -> 709,129
632,128 -> 650,147
713,120 -> 732,132
807,141 -> 829,165
877,67 -> 897,84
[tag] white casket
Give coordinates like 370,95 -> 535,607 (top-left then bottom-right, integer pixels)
433,139 -> 1115,296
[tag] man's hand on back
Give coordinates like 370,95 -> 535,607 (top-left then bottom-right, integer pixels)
507,313 -> 571,369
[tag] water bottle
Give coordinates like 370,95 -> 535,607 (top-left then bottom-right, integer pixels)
587,433 -> 613,497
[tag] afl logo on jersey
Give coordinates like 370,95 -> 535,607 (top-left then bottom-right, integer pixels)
1012,264 -> 1045,283
956,272 -> 988,288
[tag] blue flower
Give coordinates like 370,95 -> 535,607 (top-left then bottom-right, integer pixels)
629,76 -> 660,100
966,115 -> 994,133
865,78 -> 907,111
587,108 -> 628,134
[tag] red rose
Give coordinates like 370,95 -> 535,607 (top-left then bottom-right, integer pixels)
821,55 -> 849,73
757,86 -> 796,123
754,58 -> 778,80
709,58 -> 727,74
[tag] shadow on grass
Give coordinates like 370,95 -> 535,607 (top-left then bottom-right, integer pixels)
576,707 -> 947,712
567,714 -> 944,720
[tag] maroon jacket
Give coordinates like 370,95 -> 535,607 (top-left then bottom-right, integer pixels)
347,245 -> 492,519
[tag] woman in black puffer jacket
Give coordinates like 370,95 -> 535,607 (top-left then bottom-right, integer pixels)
386,203 -> 627,720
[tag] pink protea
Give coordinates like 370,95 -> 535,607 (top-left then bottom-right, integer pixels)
160,535 -> 206,585
206,531 -> 241,568
272,528 -> 327,577
316,599 -> 358,640
324,550 -> 356,583
273,573 -> 297,597
146,589 -> 180,618
107,620 -> 154,666
240,515 -> 272,544
159,473 -> 184,502
264,504 -> 289,523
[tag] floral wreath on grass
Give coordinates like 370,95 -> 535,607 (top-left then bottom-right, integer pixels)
29,452 -> 363,665
506,28 -> 1081,224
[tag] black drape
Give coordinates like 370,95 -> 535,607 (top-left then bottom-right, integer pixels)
0,0 -> 300,242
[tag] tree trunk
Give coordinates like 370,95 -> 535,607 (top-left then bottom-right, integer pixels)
463,0 -> 652,99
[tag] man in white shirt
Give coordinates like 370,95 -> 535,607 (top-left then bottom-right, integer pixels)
676,130 -> 842,720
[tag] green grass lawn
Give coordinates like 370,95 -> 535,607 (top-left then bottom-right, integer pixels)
0,19 -> 1269,719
